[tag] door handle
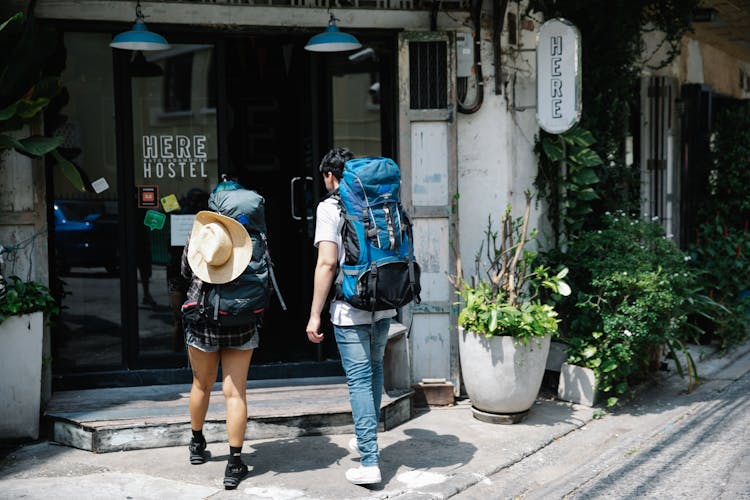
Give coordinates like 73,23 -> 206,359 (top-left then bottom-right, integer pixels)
290,176 -> 314,221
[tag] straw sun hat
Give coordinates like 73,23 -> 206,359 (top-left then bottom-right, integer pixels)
187,210 -> 252,284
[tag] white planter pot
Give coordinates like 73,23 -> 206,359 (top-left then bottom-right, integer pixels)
557,362 -> 599,406
458,327 -> 551,416
0,312 -> 43,439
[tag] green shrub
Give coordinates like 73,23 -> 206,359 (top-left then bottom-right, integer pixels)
550,211 -> 702,406
687,216 -> 750,350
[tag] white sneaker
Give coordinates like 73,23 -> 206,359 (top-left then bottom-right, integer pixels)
345,465 -> 381,485
348,437 -> 361,455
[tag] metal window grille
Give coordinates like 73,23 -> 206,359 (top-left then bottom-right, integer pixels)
408,40 -> 448,110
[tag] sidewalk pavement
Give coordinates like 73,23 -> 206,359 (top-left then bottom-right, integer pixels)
2,339 -> 750,500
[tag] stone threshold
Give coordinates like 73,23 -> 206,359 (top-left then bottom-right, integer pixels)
45,376 -> 413,453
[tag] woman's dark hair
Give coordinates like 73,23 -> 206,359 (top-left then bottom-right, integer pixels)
319,147 -> 353,180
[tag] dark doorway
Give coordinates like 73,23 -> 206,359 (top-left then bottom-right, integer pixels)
50,28 -> 397,387
223,36 -> 321,363
222,35 -> 397,365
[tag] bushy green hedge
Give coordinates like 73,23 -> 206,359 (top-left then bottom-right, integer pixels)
548,212 -> 702,406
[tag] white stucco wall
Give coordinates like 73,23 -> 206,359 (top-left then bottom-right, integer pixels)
456,5 -> 544,284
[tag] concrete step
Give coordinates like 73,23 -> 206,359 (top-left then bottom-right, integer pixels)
45,376 -> 413,453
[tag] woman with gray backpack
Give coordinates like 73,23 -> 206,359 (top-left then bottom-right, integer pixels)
180,175 -> 278,489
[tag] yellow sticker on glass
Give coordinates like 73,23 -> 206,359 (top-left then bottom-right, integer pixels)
161,194 -> 181,213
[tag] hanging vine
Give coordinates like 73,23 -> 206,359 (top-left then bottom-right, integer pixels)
527,0 -> 699,231
535,126 -> 603,246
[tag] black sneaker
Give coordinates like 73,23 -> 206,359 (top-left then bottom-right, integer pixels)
223,462 -> 248,490
189,438 -> 208,465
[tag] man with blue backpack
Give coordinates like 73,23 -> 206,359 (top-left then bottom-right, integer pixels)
306,147 -> 420,485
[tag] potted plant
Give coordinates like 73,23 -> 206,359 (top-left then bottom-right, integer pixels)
450,192 -> 570,423
0,274 -> 58,439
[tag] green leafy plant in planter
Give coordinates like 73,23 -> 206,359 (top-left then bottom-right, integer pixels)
449,192 -> 570,419
552,211 -> 703,407
0,275 -> 59,325
0,273 -> 58,440
450,192 -> 571,342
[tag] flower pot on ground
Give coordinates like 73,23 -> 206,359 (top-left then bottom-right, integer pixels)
0,312 -> 44,439
0,276 -> 58,440
557,362 -> 599,406
450,192 -> 570,423
459,328 -> 552,420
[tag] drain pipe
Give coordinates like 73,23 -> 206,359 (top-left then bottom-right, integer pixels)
492,0 -> 509,95
457,0 -> 486,114
430,0 -> 440,31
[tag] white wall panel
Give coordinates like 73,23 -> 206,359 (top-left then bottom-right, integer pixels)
413,218 -> 450,303
411,122 -> 449,207
410,313 -> 451,382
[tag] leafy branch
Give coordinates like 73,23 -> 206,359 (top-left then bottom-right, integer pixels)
0,11 -> 86,192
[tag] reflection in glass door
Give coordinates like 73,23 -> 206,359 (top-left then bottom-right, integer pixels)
130,44 -> 218,357
51,33 -> 123,371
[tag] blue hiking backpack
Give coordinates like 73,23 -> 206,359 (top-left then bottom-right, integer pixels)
182,188 -> 286,328
333,156 -> 421,311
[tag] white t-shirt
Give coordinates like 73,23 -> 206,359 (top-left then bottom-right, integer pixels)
314,197 -> 396,326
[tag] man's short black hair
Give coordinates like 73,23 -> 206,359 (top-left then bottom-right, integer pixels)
319,147 -> 353,180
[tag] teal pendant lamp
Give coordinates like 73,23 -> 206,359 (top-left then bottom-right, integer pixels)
111,1 -> 170,51
305,14 -> 362,53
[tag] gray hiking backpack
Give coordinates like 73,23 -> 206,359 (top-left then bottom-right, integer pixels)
182,188 -> 286,328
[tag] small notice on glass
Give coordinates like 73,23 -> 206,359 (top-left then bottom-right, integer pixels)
170,214 -> 195,247
91,177 -> 109,194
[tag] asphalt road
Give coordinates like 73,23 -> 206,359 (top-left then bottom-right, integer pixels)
456,357 -> 750,500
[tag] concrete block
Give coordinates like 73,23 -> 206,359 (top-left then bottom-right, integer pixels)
546,341 -> 568,372
557,362 -> 599,406
414,380 -> 455,407
384,322 -> 410,392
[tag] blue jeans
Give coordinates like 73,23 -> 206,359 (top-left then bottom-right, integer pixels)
334,318 -> 391,466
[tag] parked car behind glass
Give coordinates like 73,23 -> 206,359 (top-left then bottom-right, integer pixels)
54,200 -> 120,275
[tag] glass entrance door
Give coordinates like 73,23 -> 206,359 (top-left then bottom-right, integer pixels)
51,32 -> 123,372
129,44 -> 219,362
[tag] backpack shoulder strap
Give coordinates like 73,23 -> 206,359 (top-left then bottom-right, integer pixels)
322,188 -> 340,202
401,205 -> 421,305
323,189 -> 351,234
259,232 -> 287,311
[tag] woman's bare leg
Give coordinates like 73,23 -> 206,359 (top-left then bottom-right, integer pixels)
188,346 -> 220,430
220,348 -> 253,447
